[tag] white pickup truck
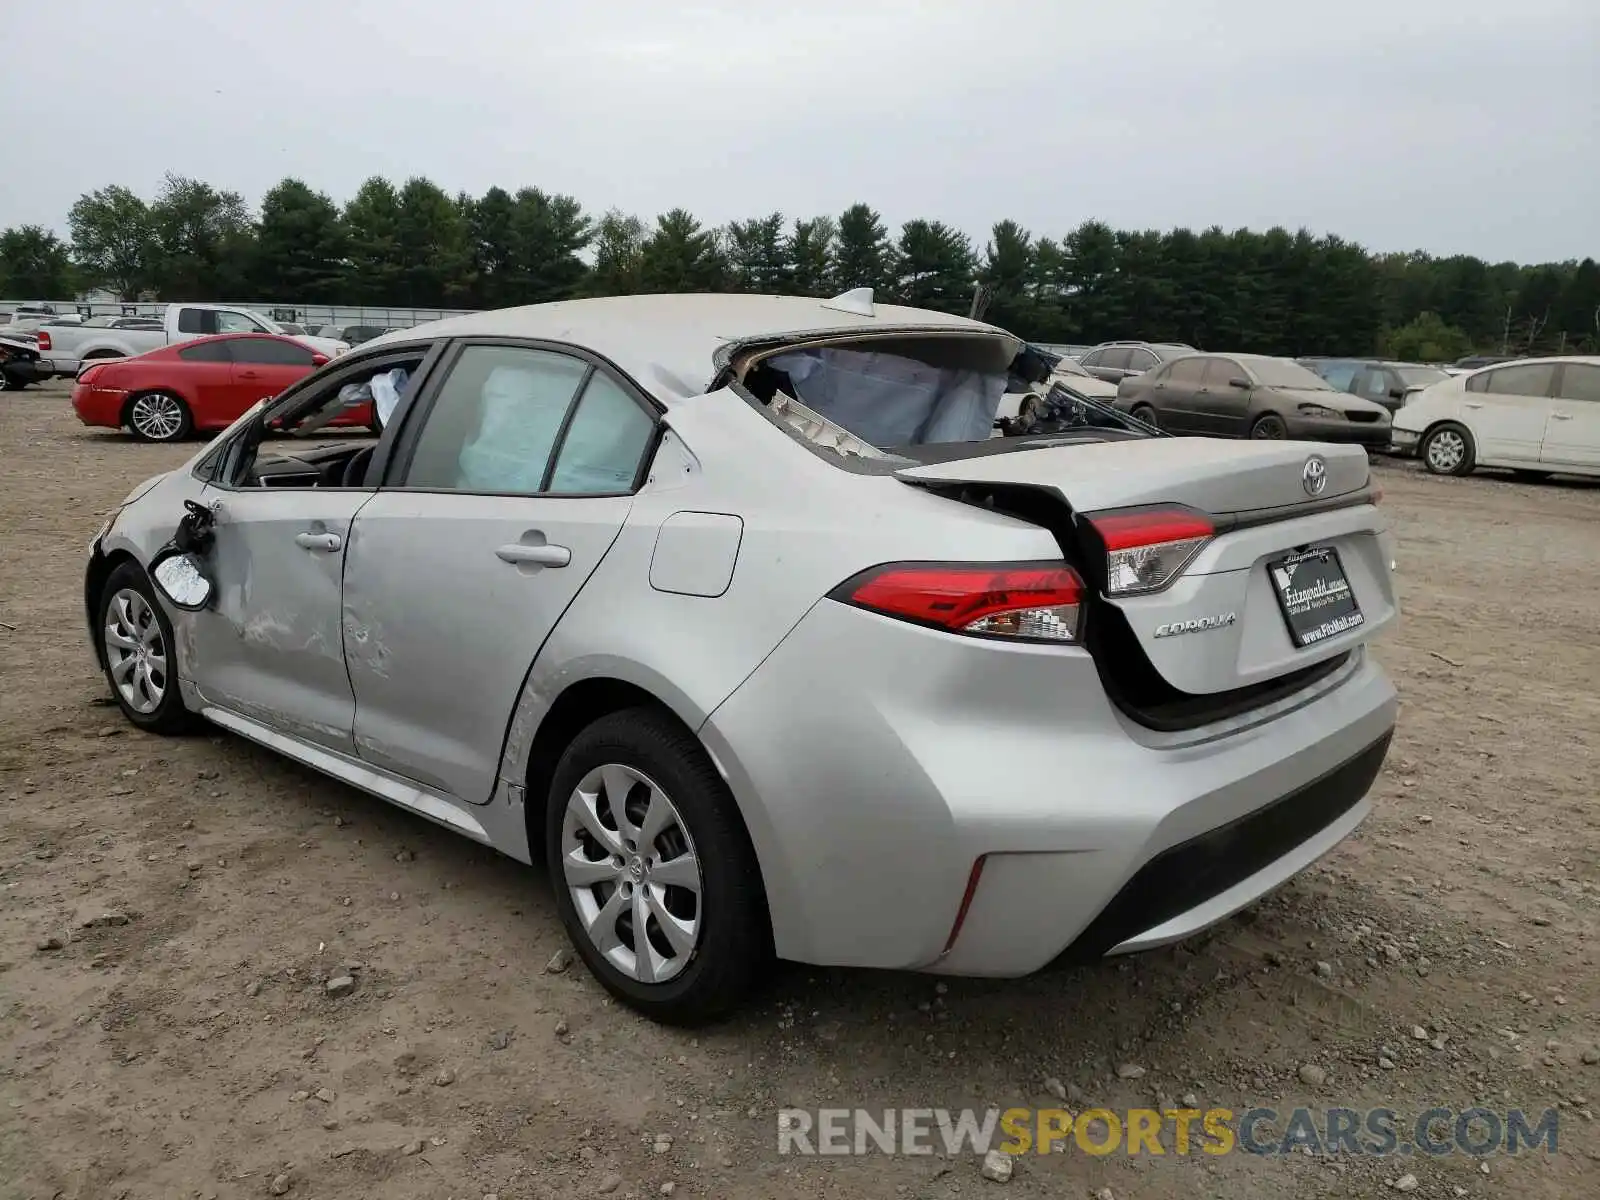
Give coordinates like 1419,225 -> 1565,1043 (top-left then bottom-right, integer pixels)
35,303 -> 350,377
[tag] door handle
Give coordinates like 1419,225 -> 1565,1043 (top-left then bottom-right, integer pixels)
1464,402 -> 1483,409
496,542 -> 571,568
294,531 -> 342,552
1551,412 -> 1573,421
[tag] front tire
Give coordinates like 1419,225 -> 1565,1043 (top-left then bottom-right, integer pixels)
126,391 -> 193,442
98,562 -> 195,734
1250,413 -> 1288,439
545,708 -> 768,1025
1421,422 -> 1475,476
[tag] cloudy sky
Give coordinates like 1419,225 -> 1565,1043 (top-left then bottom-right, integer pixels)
5,0 -> 1596,263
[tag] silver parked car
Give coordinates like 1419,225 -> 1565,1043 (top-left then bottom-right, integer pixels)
85,292 -> 1399,1024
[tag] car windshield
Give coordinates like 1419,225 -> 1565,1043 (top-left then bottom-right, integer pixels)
1396,366 -> 1448,387
1249,359 -> 1335,390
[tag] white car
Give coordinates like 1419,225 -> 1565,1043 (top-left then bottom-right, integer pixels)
1393,356 -> 1600,479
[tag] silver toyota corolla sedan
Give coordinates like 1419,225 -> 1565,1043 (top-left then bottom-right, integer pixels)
84,291 -> 1399,1024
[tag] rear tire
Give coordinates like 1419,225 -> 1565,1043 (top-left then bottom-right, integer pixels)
1250,413 -> 1288,440
1421,422 -> 1475,476
1131,403 -> 1159,430
126,391 -> 193,443
97,562 -> 197,734
544,708 -> 768,1025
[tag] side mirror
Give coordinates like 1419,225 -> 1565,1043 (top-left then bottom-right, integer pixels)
151,500 -> 218,611
1228,377 -> 1252,389
151,550 -> 214,611
1389,387 -> 1405,400
311,353 -> 330,366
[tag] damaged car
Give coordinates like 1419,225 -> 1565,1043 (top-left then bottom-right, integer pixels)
85,291 -> 1399,1024
1,332 -> 51,390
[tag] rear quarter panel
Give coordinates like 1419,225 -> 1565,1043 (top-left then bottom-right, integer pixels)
495,388 -> 1064,919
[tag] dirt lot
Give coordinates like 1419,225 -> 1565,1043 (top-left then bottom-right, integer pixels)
2,381 -> 1597,1200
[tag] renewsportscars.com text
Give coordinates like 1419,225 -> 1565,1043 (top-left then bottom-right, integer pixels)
777,1106 -> 1559,1158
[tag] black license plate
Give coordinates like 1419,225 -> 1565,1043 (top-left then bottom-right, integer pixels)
1268,546 -> 1364,648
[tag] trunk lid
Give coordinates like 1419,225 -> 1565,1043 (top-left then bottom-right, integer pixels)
897,436 -> 1395,717
897,435 -> 1372,516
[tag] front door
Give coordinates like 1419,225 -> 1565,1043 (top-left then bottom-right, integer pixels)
341,342 -> 659,803
188,486 -> 374,751
1461,361 -> 1556,462
1540,362 -> 1600,469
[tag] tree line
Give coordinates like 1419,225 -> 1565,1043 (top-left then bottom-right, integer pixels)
1,172 -> 1596,361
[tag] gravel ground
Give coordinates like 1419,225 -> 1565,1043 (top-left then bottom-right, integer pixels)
1,381 -> 1597,1200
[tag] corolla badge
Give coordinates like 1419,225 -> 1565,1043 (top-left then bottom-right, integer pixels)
1153,612 -> 1238,638
1302,455 -> 1328,497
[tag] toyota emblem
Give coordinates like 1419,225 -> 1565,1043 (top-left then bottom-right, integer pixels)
1302,456 -> 1328,497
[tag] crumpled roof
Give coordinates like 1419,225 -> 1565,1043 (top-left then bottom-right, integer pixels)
362,293 -> 1014,404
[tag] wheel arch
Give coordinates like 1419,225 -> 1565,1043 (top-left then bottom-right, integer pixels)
120,386 -> 194,431
85,545 -> 145,671
515,674 -> 771,937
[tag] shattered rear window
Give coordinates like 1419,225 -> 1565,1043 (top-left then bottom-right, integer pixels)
763,345 -> 1007,448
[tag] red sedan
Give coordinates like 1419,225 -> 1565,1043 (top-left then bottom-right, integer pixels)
71,334 -> 358,442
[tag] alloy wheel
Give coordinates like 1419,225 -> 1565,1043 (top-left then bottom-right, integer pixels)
1252,416 -> 1287,439
559,763 -> 702,984
1426,429 -> 1466,473
129,393 -> 186,441
104,588 -> 167,714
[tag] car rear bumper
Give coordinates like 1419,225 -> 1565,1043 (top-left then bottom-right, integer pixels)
2,358 -> 53,384
72,384 -> 128,428
1389,428 -> 1421,455
701,598 -> 1397,975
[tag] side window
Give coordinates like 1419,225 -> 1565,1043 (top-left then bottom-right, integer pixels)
1128,349 -> 1159,371
546,373 -> 656,494
1079,349 -> 1103,367
234,338 -> 316,366
1202,358 -> 1241,386
1557,364 -> 1600,403
1464,372 -> 1489,394
1100,348 -> 1133,371
1166,358 -> 1206,384
215,310 -> 266,334
1480,363 -> 1556,398
178,340 -> 233,363
176,308 -> 212,335
401,345 -> 589,494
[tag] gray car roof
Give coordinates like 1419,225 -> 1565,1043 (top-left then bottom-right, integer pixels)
362,293 -> 1013,403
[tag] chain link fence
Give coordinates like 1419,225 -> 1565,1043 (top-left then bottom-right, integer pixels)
0,300 -> 480,330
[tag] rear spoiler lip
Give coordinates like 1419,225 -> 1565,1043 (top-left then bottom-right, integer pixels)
1207,486 -> 1380,533
1073,486 -> 1379,535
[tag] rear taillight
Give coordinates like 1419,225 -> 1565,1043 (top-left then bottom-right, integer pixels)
78,363 -> 105,385
35,331 -> 51,351
831,562 -> 1084,643
1087,506 -> 1214,596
